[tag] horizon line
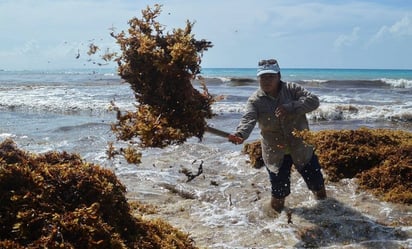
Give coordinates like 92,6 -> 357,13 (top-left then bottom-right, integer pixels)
1,67 -> 412,72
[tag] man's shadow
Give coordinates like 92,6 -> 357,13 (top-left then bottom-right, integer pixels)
290,197 -> 408,248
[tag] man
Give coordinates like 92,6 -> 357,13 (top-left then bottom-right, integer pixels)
228,59 -> 326,213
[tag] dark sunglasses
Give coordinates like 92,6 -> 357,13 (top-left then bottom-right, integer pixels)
258,59 -> 278,66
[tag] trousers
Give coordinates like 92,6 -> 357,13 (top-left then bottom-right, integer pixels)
267,153 -> 325,198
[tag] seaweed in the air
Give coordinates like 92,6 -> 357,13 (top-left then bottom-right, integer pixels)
108,5 -> 214,149
243,141 -> 264,169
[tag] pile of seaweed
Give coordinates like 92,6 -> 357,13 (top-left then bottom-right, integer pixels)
0,139 -> 197,249
109,4 -> 214,149
243,128 -> 412,204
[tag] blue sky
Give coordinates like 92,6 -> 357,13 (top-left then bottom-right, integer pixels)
0,0 -> 411,70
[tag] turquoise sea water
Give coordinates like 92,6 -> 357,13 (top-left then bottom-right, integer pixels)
2,67 -> 412,82
201,68 -> 412,82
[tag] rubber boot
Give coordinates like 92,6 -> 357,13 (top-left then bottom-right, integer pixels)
312,185 -> 327,200
270,196 -> 285,213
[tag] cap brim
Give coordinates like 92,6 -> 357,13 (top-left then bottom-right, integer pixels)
257,70 -> 279,76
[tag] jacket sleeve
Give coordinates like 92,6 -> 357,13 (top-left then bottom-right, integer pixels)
282,83 -> 319,115
235,98 -> 258,140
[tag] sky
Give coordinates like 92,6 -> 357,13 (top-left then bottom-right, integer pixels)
0,0 -> 412,70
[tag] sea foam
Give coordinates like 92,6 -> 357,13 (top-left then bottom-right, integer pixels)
380,78 -> 412,88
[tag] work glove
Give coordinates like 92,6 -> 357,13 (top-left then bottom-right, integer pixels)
228,134 -> 244,145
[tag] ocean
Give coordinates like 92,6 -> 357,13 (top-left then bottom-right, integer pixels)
1,67 -> 411,248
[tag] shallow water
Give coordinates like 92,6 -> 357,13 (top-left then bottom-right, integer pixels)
122,139 -> 412,249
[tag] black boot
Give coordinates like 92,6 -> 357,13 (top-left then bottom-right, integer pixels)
271,196 -> 285,212
312,185 -> 327,200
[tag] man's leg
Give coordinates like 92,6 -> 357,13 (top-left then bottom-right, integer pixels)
267,155 -> 293,212
297,153 -> 326,200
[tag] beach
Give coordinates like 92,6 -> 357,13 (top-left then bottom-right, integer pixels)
0,68 -> 411,248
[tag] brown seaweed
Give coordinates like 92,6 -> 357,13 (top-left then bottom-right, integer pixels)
242,128 -> 412,204
158,183 -> 197,200
0,139 -> 197,248
108,5 -> 214,150
357,145 -> 411,204
243,140 -> 264,169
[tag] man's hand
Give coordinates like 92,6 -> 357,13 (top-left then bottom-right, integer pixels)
228,134 -> 244,145
275,105 -> 288,118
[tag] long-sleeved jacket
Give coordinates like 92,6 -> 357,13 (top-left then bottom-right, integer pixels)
236,81 -> 319,173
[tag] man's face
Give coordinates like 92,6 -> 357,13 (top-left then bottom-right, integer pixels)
259,73 -> 280,93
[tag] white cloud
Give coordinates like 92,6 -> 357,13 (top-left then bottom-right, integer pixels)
370,15 -> 412,42
390,16 -> 412,35
334,27 -> 360,48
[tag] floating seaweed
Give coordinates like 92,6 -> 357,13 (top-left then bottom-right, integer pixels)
120,146 -> 142,164
243,128 -> 412,204
107,4 -> 213,151
0,139 -> 197,248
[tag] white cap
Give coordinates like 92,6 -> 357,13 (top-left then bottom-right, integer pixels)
257,59 -> 280,76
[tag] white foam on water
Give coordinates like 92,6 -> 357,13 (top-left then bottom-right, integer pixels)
213,100 -> 411,123
309,103 -> 412,122
192,203 -> 249,228
200,75 -> 231,83
0,133 -> 15,139
302,79 -> 328,83
381,78 -> 412,88
0,84 -> 135,115
212,102 -> 245,114
320,95 -> 355,103
217,76 -> 231,82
